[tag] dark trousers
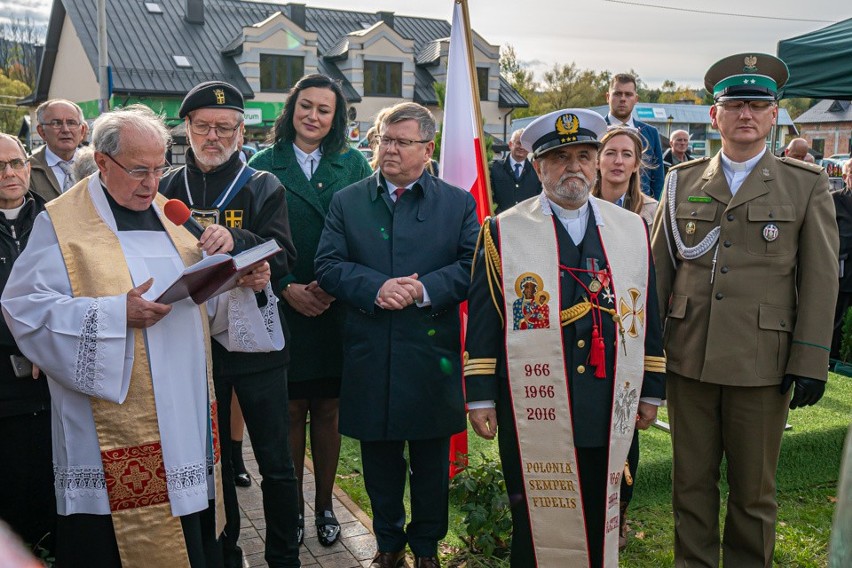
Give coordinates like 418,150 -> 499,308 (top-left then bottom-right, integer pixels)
360,437 -> 450,557
502,445 -> 607,568
831,291 -> 852,359
0,409 -> 55,553
215,367 -> 300,568
54,503 -> 223,568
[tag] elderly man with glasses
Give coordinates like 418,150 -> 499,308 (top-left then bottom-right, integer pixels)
159,81 -> 299,568
652,53 -> 838,567
29,99 -> 89,201
1,104 -> 284,567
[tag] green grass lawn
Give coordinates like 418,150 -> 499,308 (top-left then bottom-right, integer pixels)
318,375 -> 851,567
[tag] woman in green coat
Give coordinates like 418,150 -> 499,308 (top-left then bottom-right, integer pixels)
249,74 -> 371,547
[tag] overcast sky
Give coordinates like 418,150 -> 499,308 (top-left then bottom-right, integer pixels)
3,0 -> 850,88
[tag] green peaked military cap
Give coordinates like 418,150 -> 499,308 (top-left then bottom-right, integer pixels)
704,53 -> 789,101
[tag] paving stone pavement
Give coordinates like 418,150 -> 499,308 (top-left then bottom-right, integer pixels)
238,437 -> 379,568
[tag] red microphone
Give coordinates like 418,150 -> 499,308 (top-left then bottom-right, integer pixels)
163,199 -> 206,240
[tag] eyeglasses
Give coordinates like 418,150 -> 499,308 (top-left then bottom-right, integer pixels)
103,153 -> 170,180
716,100 -> 776,114
379,136 -> 431,149
0,158 -> 29,171
40,119 -> 83,130
188,120 -> 241,139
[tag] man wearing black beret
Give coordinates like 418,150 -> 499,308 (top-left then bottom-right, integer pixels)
160,80 -> 300,568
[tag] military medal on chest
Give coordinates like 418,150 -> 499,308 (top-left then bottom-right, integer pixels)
762,223 -> 779,242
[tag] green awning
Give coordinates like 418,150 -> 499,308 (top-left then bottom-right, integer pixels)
777,17 -> 852,100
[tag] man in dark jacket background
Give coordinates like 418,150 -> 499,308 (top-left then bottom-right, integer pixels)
315,102 -> 479,568
0,133 -> 52,556
490,128 -> 542,214
159,81 -> 300,568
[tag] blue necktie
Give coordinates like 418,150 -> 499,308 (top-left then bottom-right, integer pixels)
514,163 -> 522,181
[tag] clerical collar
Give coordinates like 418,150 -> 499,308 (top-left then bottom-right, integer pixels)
0,200 -> 26,221
720,146 -> 766,174
548,198 -> 589,221
100,183 -> 164,232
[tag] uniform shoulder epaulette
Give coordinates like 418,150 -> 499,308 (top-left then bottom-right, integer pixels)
670,156 -> 711,172
779,156 -> 823,174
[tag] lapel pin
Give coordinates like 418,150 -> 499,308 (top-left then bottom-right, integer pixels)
685,221 -> 697,235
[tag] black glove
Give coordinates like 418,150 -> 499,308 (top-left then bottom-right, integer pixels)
780,374 -> 826,409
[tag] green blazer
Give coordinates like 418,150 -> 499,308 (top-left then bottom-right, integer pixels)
249,141 -> 372,382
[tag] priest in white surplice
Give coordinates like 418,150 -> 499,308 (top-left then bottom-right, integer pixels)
1,105 -> 284,568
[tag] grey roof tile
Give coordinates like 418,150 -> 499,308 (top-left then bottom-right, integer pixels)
35,0 -> 527,109
795,99 -> 852,123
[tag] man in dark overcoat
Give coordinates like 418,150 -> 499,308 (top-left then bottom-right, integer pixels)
315,102 -> 480,568
490,128 -> 542,214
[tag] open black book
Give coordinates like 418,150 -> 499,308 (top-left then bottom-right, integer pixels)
156,239 -> 282,304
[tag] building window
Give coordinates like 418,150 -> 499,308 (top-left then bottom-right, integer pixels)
364,61 -> 402,97
812,138 -> 825,155
260,54 -> 304,93
477,67 -> 489,101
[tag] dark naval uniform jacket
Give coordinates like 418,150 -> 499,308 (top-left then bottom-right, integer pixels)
315,171 -> 480,441
489,157 -> 542,214
465,203 -> 665,449
651,152 -> 839,385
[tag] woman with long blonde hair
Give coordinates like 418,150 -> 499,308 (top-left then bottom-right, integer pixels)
592,126 -> 657,226
591,125 -> 658,550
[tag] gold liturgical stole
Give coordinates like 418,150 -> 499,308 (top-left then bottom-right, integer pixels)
47,179 -> 223,568
498,196 -> 649,567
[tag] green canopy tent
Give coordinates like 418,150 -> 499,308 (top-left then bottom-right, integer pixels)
777,17 -> 852,100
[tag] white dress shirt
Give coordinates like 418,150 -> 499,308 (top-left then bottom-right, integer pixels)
292,143 -> 322,180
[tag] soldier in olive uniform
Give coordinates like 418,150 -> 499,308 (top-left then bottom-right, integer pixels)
651,54 -> 839,567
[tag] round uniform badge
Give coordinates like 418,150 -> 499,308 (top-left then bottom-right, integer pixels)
685,221 -> 697,235
763,223 -> 779,242
589,279 -> 602,293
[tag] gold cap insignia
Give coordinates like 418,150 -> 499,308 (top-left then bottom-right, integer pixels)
743,55 -> 758,73
214,89 -> 226,105
555,113 -> 580,136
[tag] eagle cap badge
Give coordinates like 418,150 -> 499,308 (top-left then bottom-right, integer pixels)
555,113 -> 580,136
743,55 -> 758,73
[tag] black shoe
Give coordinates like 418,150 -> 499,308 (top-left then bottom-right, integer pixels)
234,472 -> 251,487
297,513 -> 304,546
316,509 -> 340,547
